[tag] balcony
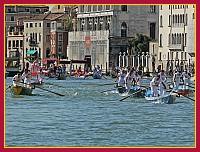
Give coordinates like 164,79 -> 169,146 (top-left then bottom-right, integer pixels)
169,44 -> 183,50
29,40 -> 38,47
8,31 -> 23,36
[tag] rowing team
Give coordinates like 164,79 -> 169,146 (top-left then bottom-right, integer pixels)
12,69 -> 43,89
116,68 -> 192,97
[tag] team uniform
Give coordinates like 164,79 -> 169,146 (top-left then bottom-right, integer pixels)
150,76 -> 160,97
22,71 -> 32,88
117,72 -> 126,87
182,71 -> 191,89
125,72 -> 135,92
173,71 -> 182,91
12,74 -> 21,86
158,72 -> 167,96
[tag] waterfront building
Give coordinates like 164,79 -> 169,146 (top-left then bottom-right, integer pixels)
158,4 -> 195,71
68,5 -> 159,71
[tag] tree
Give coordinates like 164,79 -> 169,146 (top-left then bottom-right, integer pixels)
134,33 -> 151,54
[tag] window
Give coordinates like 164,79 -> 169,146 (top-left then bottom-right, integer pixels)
39,33 -> 41,41
8,40 -> 11,48
25,8 -> 29,12
46,35 -> 50,42
181,52 -> 183,59
35,23 -> 37,27
93,5 -> 97,11
121,5 -> 127,11
58,5 -> 60,9
160,5 -> 162,10
106,5 -> 110,10
47,23 -> 50,27
193,13 -> 195,19
39,23 -> 41,27
26,23 -> 28,28
30,23 -> 33,28
169,15 -> 171,26
98,5 -> 102,11
88,5 -> 91,12
176,52 -> 178,59
150,23 -> 156,40
13,40 -> 15,47
36,9 -> 40,13
16,40 -> 19,47
80,6 -> 84,12
11,16 -> 14,21
159,34 -> 162,46
160,15 -> 163,27
159,52 -> 162,61
150,5 -> 156,13
121,22 -> 127,37
58,34 -> 63,41
20,40 -> 23,48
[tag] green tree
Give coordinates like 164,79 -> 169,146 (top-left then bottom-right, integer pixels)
134,33 -> 151,54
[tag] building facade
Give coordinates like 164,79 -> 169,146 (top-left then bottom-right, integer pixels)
158,4 -> 195,71
68,5 -> 159,71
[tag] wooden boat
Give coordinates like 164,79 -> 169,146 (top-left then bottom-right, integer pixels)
118,86 -> 146,98
145,89 -> 176,104
10,86 -> 33,95
176,85 -> 194,97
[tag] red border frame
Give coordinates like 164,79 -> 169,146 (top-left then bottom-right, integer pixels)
2,0 -> 199,152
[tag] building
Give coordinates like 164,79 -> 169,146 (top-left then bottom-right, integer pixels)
68,5 -> 159,71
5,5 -> 49,57
158,4 -> 195,72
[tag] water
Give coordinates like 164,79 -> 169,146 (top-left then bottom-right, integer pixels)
5,77 -> 195,147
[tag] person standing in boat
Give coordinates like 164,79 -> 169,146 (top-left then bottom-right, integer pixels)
158,70 -> 167,96
116,69 -> 126,88
150,74 -> 160,97
37,68 -> 43,84
22,69 -> 32,88
182,70 -> 191,89
173,70 -> 182,91
125,68 -> 135,92
134,71 -> 142,87
12,73 -> 22,87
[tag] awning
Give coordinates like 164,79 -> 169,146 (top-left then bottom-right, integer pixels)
26,50 -> 37,55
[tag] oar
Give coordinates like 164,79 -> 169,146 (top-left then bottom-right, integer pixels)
35,85 -> 65,96
172,91 -> 195,101
44,82 -> 66,88
119,89 -> 143,101
102,74 -> 107,79
6,85 -> 12,90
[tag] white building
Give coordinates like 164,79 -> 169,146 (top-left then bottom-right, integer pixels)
68,5 -> 159,71
158,4 -> 195,71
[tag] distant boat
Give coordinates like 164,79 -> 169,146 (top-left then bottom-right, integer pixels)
10,86 -> 33,96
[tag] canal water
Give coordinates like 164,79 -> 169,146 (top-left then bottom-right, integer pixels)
5,76 -> 195,147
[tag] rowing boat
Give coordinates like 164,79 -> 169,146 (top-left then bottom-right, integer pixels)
10,86 -> 33,95
118,86 -> 146,98
177,85 -> 194,97
145,90 -> 176,104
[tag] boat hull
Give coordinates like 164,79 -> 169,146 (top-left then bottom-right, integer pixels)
10,86 -> 33,95
118,86 -> 146,98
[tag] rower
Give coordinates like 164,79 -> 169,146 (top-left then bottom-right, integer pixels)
158,70 -> 167,96
117,69 -> 126,88
150,74 -> 160,97
22,69 -> 32,88
125,68 -> 135,92
182,70 -> 191,89
37,68 -> 43,84
134,71 -> 141,87
173,70 -> 182,91
12,73 -> 21,87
